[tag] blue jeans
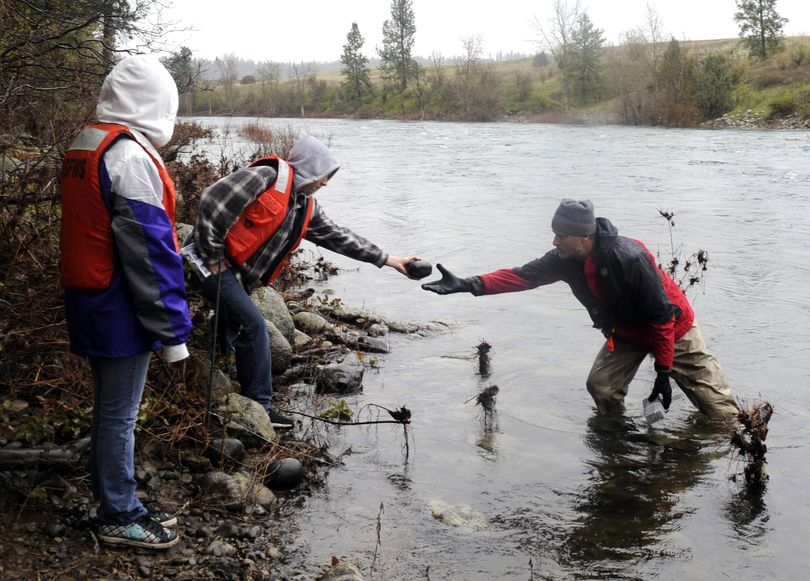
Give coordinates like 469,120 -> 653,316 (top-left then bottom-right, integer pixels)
202,269 -> 273,409
89,352 -> 151,524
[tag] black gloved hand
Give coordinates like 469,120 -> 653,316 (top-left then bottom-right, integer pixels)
421,263 -> 472,295
648,371 -> 672,411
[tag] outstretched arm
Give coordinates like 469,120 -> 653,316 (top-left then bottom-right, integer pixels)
421,264 -> 473,295
422,252 -> 564,297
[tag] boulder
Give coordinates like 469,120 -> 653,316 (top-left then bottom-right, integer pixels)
175,222 -> 193,245
218,393 -> 276,447
291,329 -> 314,349
0,154 -> 23,176
387,320 -> 420,334
194,356 -> 235,401
315,359 -> 364,394
265,319 -> 292,374
366,323 -> 388,337
293,311 -> 334,335
207,438 -> 246,465
329,305 -> 382,325
358,336 -> 389,354
252,286 -> 295,341
265,458 -> 305,491
202,471 -> 276,508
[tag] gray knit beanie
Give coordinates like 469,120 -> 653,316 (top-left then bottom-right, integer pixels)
551,198 -> 597,236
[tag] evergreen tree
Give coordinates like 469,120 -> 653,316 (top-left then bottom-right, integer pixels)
564,13 -> 605,106
695,52 -> 738,120
378,0 -> 419,99
734,0 -> 788,58
340,22 -> 372,107
657,39 -> 700,126
164,47 -> 206,115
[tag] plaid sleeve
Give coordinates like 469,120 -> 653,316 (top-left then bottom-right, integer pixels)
305,206 -> 387,267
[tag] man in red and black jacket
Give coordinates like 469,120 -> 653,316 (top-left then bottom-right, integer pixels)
422,199 -> 739,420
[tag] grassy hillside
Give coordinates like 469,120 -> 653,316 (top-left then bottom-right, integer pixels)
189,36 -> 810,127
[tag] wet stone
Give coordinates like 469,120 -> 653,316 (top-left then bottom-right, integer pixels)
43,522 -> 66,538
208,438 -> 246,464
207,540 -> 237,557
214,524 -> 241,538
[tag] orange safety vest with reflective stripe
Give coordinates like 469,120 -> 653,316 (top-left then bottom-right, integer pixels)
224,156 -> 314,284
59,123 -> 178,291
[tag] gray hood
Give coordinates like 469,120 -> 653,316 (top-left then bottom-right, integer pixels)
288,136 -> 340,191
96,54 -> 179,148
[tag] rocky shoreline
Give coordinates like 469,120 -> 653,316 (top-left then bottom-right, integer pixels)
700,110 -> 810,129
0,251 -> 449,580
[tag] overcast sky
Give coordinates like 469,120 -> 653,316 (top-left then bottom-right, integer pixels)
159,0 -> 809,63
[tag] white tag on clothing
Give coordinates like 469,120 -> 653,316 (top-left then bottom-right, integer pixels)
180,243 -> 212,279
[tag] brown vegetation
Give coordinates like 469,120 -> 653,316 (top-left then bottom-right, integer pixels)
731,402 -> 773,486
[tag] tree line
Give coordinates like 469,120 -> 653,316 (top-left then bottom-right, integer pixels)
164,0 -> 807,126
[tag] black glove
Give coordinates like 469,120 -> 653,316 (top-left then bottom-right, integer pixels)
421,263 -> 472,295
648,372 -> 672,411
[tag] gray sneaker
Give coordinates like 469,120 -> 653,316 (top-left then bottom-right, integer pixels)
97,515 -> 178,549
146,508 -> 177,527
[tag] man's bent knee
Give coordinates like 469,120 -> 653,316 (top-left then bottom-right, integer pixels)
586,376 -> 626,414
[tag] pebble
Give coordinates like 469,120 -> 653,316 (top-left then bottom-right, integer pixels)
207,540 -> 237,557
214,523 -> 240,538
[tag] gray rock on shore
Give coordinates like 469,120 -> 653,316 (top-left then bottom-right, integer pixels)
253,286 -> 295,341
218,393 -> 276,447
315,358 -> 365,393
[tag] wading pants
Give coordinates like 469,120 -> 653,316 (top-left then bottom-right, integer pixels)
585,323 -> 739,420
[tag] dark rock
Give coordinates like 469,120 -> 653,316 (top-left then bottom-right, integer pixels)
358,336 -> 389,354
181,452 -> 213,472
315,359 -> 364,394
43,522 -> 66,538
214,523 -> 241,538
405,260 -> 433,279
265,458 -> 305,491
208,438 -> 246,465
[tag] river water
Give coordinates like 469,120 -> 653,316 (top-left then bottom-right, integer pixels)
193,118 -> 809,580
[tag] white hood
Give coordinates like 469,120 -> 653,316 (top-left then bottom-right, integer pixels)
96,54 -> 179,148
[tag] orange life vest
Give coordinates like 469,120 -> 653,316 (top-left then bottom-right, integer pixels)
224,156 -> 314,284
59,123 -> 177,291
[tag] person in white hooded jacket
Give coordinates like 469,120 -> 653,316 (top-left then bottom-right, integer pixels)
59,54 -> 191,549
190,136 -> 418,427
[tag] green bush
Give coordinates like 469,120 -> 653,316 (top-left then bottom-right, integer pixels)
794,88 -> 810,117
766,93 -> 796,119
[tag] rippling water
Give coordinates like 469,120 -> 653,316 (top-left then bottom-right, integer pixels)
194,118 -> 809,580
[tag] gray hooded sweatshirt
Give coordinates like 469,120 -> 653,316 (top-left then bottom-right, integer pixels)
194,135 -> 387,292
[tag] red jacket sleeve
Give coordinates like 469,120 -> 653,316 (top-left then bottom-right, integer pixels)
479,268 -> 543,294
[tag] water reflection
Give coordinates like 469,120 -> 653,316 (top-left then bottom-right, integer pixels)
474,413 -> 499,461
561,414 -> 726,578
723,486 -> 770,546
